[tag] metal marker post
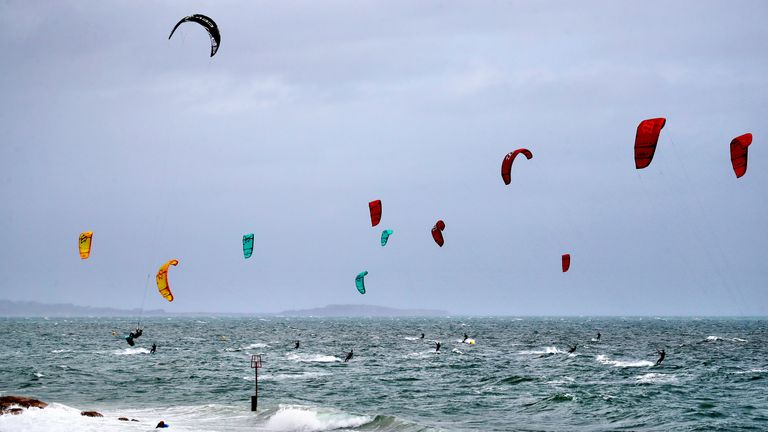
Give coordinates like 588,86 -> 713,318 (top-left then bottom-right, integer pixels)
250,355 -> 262,411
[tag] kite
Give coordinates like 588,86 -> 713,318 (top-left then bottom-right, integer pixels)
243,233 -> 254,259
78,232 -> 93,259
156,259 -> 179,302
369,200 -> 382,227
562,254 -> 571,272
730,133 -> 753,178
431,220 -> 446,247
355,271 -> 368,294
381,229 -> 393,246
501,149 -> 533,185
168,14 -> 221,57
634,118 -> 666,169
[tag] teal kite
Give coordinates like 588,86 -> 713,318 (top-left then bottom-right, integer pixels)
243,233 -> 254,259
355,271 -> 368,294
380,229 -> 393,246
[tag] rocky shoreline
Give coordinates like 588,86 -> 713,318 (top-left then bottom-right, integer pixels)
0,396 -> 139,422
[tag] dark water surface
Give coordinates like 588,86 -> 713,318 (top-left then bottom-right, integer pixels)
1,317 -> 767,431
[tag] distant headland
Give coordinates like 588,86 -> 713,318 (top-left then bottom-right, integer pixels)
0,300 -> 449,318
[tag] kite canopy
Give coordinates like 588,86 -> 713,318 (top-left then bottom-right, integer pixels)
562,254 -> 571,272
730,133 -> 753,178
501,149 -> 533,185
369,200 -> 382,227
431,220 -> 446,247
78,232 -> 93,259
355,271 -> 368,294
168,14 -> 221,57
381,229 -> 393,247
243,233 -> 254,259
156,259 -> 179,302
634,118 -> 666,169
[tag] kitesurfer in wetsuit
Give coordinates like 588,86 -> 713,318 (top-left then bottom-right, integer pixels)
656,349 -> 666,365
420,333 -> 425,339
150,343 -> 157,354
126,334 -> 135,346
344,350 -> 353,362
462,333 -> 468,343
596,332 -> 601,341
295,340 -> 300,349
435,342 -> 441,352
567,345 -> 577,353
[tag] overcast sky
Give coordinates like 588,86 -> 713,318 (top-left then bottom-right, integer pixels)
1,1 -> 766,315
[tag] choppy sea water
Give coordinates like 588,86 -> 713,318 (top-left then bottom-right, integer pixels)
1,317 -> 767,431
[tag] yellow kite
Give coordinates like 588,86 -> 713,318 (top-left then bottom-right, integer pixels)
156,259 -> 179,302
79,232 -> 93,259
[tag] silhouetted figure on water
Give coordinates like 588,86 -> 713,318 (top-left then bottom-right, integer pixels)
567,345 -> 577,353
150,343 -> 156,355
656,349 -> 666,366
295,340 -> 300,349
420,333 -> 425,339
435,342 -> 441,352
596,332 -> 601,341
344,350 -> 353,362
462,333 -> 468,343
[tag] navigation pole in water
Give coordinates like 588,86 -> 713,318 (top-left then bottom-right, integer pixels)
250,355 -> 262,411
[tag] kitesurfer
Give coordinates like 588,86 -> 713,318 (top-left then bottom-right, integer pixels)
126,335 -> 135,346
295,340 -> 300,349
344,350 -> 353,362
156,420 -> 169,428
435,342 -> 441,352
596,332 -> 601,341
420,333 -> 425,339
150,343 -> 157,355
462,333 -> 468,343
567,345 -> 577,353
656,349 -> 666,366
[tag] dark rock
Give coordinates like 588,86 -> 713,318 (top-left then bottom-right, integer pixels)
131,419 -> 139,422
8,408 -> 23,415
80,411 -> 103,417
118,417 -> 129,421
0,396 -> 48,415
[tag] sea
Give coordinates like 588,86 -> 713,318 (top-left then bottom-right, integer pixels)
1,317 -> 766,431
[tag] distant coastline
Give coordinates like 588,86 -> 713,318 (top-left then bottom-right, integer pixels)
0,300 -> 449,318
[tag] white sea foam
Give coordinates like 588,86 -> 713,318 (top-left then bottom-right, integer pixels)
546,376 -> 576,385
265,405 -> 372,431
256,372 -> 331,382
0,403 -> 144,432
518,346 -> 562,355
51,349 -> 71,354
113,347 -> 150,356
285,353 -> 341,363
635,373 -> 677,384
706,335 -> 721,342
734,368 -> 767,374
596,354 -> 654,368
405,351 -> 431,359
732,338 -> 748,342
403,336 -> 418,341
243,343 -> 269,349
